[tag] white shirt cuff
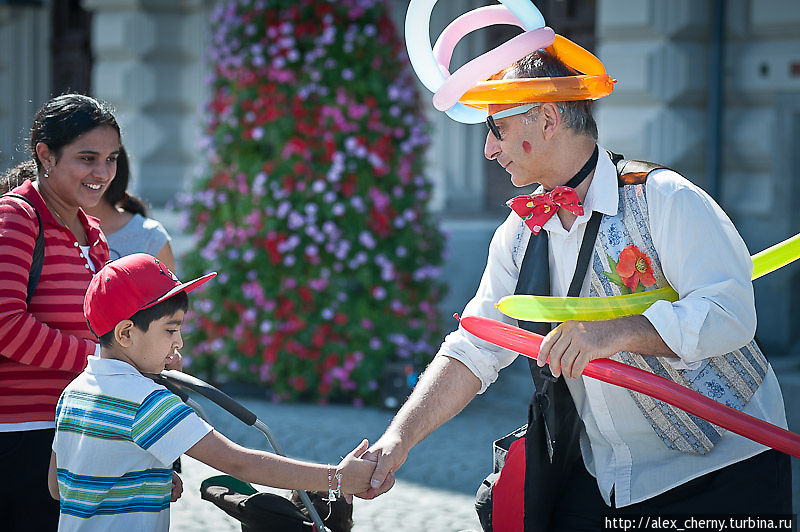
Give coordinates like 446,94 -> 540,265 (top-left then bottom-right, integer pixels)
642,299 -> 705,369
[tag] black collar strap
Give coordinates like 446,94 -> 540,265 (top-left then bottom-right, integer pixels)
556,144 -> 599,191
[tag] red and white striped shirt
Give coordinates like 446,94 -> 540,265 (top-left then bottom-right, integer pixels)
0,180 -> 110,428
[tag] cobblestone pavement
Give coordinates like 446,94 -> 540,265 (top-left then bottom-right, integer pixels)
170,357 -> 800,531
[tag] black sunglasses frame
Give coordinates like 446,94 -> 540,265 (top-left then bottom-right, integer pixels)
486,115 -> 502,141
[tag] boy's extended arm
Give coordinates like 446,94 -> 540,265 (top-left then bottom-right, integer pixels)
185,429 -> 374,494
48,451 -> 59,501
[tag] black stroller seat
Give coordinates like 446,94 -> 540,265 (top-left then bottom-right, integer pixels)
201,475 -> 353,532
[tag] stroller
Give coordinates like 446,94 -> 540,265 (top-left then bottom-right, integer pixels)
148,370 -> 353,532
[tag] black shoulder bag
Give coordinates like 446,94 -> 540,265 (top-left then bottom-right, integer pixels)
2,193 -> 45,304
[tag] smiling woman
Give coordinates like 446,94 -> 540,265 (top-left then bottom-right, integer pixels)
0,93 -> 119,530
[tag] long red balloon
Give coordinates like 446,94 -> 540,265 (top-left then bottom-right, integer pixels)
457,314 -> 800,458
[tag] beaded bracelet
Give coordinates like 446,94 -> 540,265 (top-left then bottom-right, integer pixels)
327,465 -> 342,501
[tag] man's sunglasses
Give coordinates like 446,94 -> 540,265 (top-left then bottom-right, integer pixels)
485,104 -> 539,141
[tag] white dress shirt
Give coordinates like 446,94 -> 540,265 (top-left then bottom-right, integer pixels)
440,148 -> 787,507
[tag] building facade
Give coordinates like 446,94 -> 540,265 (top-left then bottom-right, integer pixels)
1,0 -> 798,353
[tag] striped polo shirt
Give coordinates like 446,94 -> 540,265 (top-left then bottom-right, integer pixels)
52,356 -> 211,532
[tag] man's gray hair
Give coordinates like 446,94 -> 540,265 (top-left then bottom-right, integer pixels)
506,50 -> 598,140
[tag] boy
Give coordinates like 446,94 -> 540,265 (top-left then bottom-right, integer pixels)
48,253 -> 374,531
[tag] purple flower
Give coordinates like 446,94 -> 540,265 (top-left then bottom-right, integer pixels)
372,286 -> 387,300
358,231 -> 375,249
277,201 -> 291,218
309,278 -> 328,291
322,220 -> 338,235
287,211 -> 305,230
350,196 -> 365,211
253,172 -> 267,195
197,299 -> 213,313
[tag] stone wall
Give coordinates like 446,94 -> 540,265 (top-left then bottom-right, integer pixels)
0,4 -> 49,170
82,0 -> 209,205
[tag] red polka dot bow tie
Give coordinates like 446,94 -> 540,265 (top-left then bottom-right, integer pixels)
507,186 -> 584,235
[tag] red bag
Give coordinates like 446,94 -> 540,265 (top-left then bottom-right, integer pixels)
475,425 -> 527,531
492,437 -> 526,532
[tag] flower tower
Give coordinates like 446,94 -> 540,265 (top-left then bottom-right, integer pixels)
179,0 -> 446,404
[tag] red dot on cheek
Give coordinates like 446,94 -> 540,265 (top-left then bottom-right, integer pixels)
522,141 -> 532,153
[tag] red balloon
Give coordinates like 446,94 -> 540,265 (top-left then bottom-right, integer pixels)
457,314 -> 800,458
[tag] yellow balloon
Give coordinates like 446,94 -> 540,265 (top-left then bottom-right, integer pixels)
498,233 -> 800,322
752,232 -> 800,280
497,287 -> 678,322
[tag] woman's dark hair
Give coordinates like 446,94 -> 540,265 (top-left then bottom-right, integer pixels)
0,160 -> 38,193
102,145 -> 149,216
97,291 -> 188,347
30,93 -> 121,173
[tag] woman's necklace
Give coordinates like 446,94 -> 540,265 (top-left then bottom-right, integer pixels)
50,205 -> 94,269
45,196 -> 88,246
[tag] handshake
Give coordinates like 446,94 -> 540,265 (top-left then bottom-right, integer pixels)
330,435 -> 402,500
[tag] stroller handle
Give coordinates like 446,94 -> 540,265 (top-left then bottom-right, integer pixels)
152,370 -> 258,426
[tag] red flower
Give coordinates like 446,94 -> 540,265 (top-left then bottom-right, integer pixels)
616,245 -> 657,291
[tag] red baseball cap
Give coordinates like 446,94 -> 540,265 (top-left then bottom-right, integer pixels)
84,253 -> 216,337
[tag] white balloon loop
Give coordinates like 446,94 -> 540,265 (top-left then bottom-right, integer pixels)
404,0 -> 546,124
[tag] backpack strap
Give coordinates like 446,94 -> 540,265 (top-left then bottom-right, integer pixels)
2,193 -> 44,305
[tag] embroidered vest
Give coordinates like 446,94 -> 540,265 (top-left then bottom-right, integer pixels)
589,171 -> 768,454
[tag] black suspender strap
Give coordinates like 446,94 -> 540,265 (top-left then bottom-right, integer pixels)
568,211 -> 602,298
